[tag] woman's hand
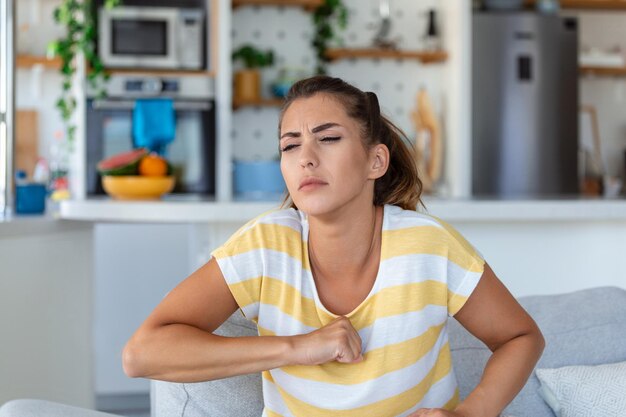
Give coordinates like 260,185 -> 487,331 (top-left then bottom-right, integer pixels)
407,409 -> 467,417
290,316 -> 363,366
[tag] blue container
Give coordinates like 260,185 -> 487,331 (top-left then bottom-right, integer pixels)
233,160 -> 286,200
16,183 -> 47,214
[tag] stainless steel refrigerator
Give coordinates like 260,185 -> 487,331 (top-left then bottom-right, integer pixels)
472,13 -> 579,197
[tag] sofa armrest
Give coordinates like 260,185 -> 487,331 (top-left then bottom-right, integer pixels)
0,400 -> 122,417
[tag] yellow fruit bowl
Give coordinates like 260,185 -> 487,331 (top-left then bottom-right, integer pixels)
102,176 -> 175,200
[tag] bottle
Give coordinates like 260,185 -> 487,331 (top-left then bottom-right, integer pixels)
49,130 -> 71,201
32,157 -> 50,184
423,10 -> 441,52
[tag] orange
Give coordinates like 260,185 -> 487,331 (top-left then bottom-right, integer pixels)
138,154 -> 168,177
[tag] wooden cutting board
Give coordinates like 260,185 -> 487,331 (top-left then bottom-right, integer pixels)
15,110 -> 39,178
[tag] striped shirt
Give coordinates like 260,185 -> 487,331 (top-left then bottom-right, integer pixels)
211,203 -> 485,417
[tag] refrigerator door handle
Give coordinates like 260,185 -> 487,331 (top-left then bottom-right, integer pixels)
518,55 -> 533,81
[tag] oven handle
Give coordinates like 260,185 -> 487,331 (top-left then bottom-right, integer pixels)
92,100 -> 212,111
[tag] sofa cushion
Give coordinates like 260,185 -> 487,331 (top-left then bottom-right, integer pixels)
153,311 -> 262,417
535,361 -> 626,417
448,286 -> 626,417
0,399 -> 120,417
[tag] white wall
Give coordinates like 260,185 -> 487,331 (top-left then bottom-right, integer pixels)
0,223 -> 94,409
454,220 -> 626,297
15,0 -> 65,163
231,0 -> 464,196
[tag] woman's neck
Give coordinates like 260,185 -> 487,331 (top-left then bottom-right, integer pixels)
307,202 -> 382,280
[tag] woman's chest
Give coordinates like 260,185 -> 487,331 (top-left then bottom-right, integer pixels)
314,262 -> 380,316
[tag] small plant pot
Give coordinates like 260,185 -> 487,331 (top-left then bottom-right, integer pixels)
234,69 -> 261,103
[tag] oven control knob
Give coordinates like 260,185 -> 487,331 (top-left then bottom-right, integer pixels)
142,78 -> 163,95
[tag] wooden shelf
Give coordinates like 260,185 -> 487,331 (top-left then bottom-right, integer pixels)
16,54 -> 61,69
232,0 -> 323,11
580,66 -> 626,76
325,48 -> 448,64
525,0 -> 626,9
233,97 -> 284,110
102,68 -> 216,78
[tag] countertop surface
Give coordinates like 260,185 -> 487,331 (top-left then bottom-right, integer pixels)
0,212 -> 92,237
56,195 -> 626,223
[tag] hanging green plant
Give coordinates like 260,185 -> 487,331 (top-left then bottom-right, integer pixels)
312,0 -> 348,75
47,0 -> 121,150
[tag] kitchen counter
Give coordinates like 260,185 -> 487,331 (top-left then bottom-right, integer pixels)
0,212 -> 92,237
58,195 -> 626,223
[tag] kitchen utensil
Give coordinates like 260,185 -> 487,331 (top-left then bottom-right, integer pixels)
411,88 -> 442,194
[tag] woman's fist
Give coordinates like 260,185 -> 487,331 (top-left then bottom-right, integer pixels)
290,316 -> 363,366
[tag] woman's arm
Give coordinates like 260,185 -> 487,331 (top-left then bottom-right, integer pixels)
122,257 -> 363,382
452,262 -> 545,417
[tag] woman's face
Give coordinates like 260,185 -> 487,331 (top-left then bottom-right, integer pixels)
279,93 -> 385,216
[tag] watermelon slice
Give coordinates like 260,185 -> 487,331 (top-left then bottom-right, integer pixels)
97,148 -> 148,176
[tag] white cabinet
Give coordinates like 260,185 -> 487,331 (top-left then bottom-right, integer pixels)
93,224 -> 190,402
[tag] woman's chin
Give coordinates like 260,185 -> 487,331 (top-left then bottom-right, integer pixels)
291,197 -> 334,217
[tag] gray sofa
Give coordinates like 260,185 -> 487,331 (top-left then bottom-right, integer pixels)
2,286 -> 625,417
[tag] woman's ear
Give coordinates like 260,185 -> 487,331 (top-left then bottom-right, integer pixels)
369,144 -> 390,180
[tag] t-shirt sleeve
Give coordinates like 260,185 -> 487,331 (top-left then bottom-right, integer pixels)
432,216 -> 486,317
210,216 -> 267,322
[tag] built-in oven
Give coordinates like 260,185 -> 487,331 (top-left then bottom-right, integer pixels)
86,74 -> 216,196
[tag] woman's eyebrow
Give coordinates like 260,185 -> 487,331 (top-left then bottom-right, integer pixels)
280,122 -> 341,140
312,122 -> 340,133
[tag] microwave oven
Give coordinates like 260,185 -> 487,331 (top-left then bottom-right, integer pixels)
98,6 -> 205,70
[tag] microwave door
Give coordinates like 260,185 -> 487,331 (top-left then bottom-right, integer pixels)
99,7 -> 178,69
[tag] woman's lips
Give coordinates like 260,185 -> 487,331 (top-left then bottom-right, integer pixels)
299,178 -> 328,190
299,182 -> 327,191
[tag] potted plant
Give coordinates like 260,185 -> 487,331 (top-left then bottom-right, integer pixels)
47,0 -> 120,150
232,44 -> 275,103
312,0 -> 348,75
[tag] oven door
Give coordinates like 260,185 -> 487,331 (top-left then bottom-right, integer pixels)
86,98 -> 215,196
98,6 -> 178,69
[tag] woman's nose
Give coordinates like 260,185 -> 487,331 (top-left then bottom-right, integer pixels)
299,141 -> 319,168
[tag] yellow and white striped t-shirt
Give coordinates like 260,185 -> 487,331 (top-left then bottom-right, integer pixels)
211,203 -> 485,417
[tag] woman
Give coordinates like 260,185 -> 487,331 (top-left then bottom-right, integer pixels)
123,76 -> 545,417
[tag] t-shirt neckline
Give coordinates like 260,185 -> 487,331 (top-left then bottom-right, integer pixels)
303,204 -> 388,319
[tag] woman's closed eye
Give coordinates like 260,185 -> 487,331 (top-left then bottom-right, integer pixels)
281,137 -> 341,152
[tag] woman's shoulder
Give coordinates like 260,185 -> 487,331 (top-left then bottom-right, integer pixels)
213,207 -> 305,257
385,204 -> 449,231
251,206 -> 306,230
227,207 -> 305,241
385,204 -> 484,261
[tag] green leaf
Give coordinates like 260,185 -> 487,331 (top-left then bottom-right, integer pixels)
232,44 -> 275,69
311,0 -> 348,76
52,0 -> 120,140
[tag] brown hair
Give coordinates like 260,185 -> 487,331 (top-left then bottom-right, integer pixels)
277,75 -> 425,212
